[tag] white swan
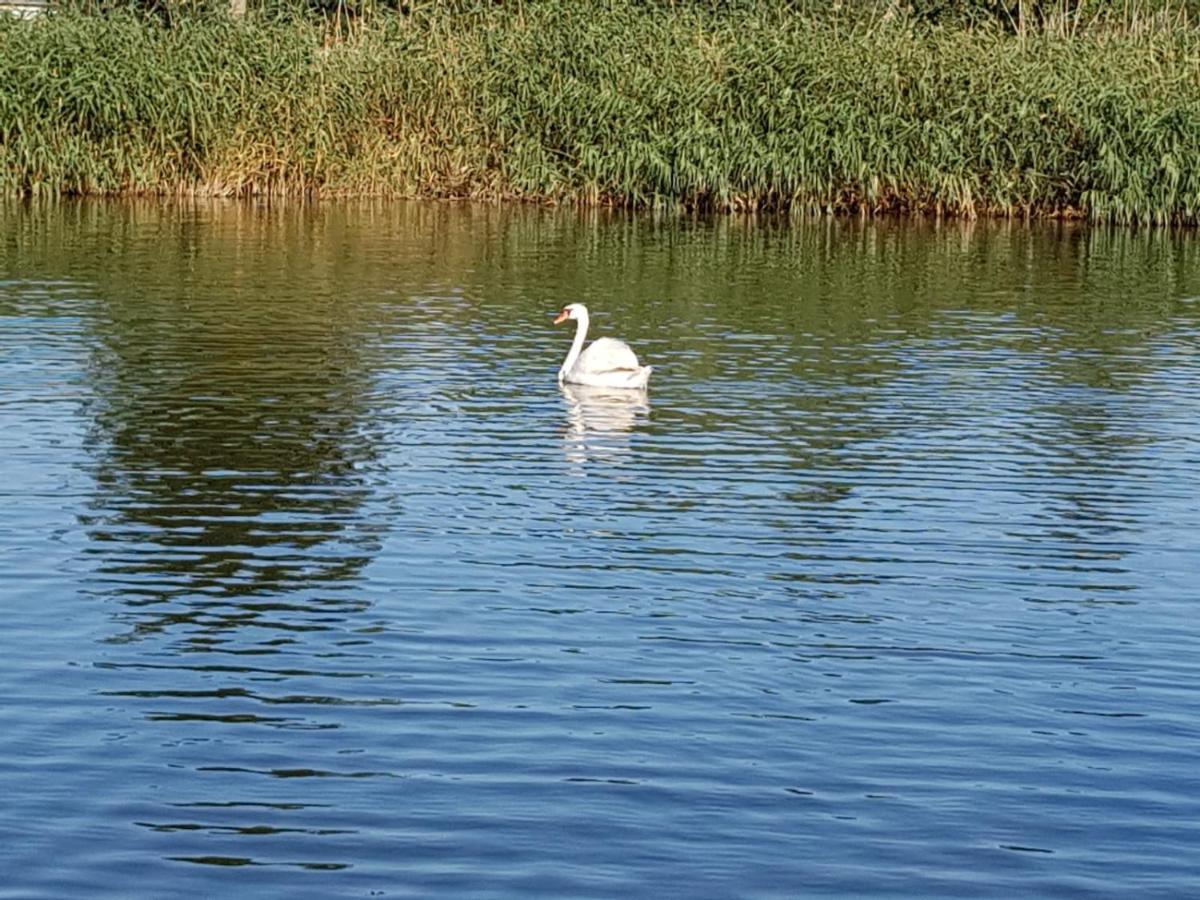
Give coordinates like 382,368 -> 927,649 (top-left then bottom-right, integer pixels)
553,303 -> 652,389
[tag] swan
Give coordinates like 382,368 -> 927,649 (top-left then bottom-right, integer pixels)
553,303 -> 652,389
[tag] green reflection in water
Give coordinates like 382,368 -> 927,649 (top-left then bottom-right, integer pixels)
2,200 -> 1197,642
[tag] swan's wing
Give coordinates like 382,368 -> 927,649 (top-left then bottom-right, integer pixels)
577,337 -> 640,374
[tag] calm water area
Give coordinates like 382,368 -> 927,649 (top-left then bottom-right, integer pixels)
1,200 -> 1198,898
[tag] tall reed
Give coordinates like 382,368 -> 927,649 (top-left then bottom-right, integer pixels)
2,1 -> 1199,224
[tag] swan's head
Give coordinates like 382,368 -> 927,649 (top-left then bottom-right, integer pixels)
553,303 -> 588,325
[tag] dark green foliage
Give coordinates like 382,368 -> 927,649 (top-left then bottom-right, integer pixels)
2,1 -> 1199,223
892,0 -> 1200,26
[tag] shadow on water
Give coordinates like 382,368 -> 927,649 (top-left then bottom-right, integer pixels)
47,202 -> 394,649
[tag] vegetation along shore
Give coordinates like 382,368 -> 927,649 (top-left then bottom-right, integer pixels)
3,0 -> 1200,224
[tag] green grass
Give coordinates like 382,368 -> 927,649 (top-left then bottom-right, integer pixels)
2,1 -> 1200,224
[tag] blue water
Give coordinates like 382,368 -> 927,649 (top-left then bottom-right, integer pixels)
1,203 -> 1198,897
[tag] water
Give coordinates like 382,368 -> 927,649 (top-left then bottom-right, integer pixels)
1,201 -> 1199,897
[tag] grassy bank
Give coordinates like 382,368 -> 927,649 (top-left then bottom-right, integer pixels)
2,1 -> 1200,223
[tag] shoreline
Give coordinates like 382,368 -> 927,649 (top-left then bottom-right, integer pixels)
3,3 -> 1199,225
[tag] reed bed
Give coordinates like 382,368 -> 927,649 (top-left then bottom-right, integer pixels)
2,1 -> 1200,223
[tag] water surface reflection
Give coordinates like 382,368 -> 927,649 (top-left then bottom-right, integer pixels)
560,383 -> 650,470
0,201 -> 1198,898
78,207 -> 386,649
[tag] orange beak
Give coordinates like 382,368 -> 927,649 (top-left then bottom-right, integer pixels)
553,310 -> 569,325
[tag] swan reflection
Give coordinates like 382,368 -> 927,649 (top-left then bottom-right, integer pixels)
561,382 -> 650,469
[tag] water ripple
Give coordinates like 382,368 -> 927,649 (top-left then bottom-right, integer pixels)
1,206 -> 1199,898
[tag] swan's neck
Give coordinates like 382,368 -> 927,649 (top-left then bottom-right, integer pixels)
559,310 -> 589,383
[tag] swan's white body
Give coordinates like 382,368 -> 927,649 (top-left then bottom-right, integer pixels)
553,303 -> 652,389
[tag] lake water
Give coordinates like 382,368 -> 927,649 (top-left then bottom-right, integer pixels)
1,201 -> 1198,898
